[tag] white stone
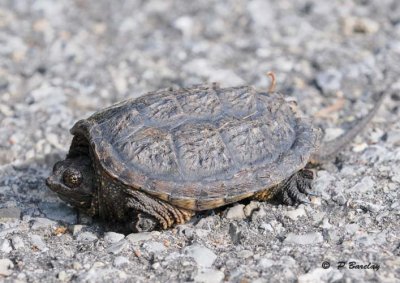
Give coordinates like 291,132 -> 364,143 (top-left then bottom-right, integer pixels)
226,204 -> 246,220
185,244 -> 217,268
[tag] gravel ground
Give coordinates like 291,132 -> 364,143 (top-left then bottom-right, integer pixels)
1,0 -> 400,282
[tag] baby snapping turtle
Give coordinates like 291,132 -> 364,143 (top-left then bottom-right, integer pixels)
46,75 -> 386,232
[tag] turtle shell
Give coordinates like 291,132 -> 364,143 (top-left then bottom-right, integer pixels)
70,85 -> 320,211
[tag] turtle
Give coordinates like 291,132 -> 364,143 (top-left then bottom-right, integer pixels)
46,73 -> 386,232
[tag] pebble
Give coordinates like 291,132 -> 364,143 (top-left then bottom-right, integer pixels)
11,235 -> 24,249
194,269 -> 225,283
229,223 -> 242,244
30,235 -> 48,251
237,250 -> 253,259
0,239 -> 12,253
58,271 -> 68,281
38,202 -> 77,224
104,232 -> 125,244
350,176 -> 375,193
259,258 -> 275,269
244,201 -> 260,217
284,232 -> 324,245
0,207 -> 21,219
185,244 -> 217,268
226,204 -> 246,220
298,268 -> 343,283
76,232 -> 98,242
107,240 -> 127,255
126,232 -> 152,243
113,256 -> 129,267
72,225 -> 85,236
0,258 -> 14,277
142,241 -> 166,253
315,69 -> 343,95
30,217 -> 57,230
285,206 -> 307,220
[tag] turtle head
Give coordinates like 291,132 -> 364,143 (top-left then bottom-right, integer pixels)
46,155 -> 98,216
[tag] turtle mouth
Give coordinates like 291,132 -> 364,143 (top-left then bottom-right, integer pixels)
46,176 -> 92,209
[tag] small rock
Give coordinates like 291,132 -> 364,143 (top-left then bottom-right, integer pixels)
285,206 -> 307,220
345,223 -> 360,235
72,225 -> 85,236
104,232 -> 125,244
30,217 -> 57,230
229,223 -> 242,244
298,268 -> 343,283
107,240 -> 127,255
126,232 -> 152,243
114,256 -> 129,267
226,204 -> 246,220
350,176 -> 375,193
185,244 -> 217,268
38,202 -> 77,224
0,239 -> 12,253
244,201 -> 260,217
11,235 -> 24,249
0,258 -> 14,277
323,128 -> 345,142
284,232 -> 323,245
315,69 -> 343,95
58,271 -> 68,281
194,269 -> 224,283
142,241 -> 166,253
387,130 -> 400,146
0,207 -> 21,219
76,232 -> 98,242
237,250 -> 253,259
152,262 -> 161,270
72,262 -> 82,270
30,235 -> 48,251
343,17 -> 379,35
259,258 -> 275,269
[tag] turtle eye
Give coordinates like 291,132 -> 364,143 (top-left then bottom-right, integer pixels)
63,168 -> 82,188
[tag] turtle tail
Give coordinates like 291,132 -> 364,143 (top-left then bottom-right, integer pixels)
310,90 -> 388,164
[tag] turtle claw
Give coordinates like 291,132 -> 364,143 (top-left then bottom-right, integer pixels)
278,169 -> 316,206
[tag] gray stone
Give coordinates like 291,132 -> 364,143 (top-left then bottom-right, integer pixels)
126,232 -> 152,243
30,235 -> 48,251
285,206 -> 307,220
30,217 -> 57,230
11,235 -> 24,249
194,269 -> 225,283
226,204 -> 246,220
0,239 -> 12,253
298,268 -> 343,283
38,202 -> 77,224
237,250 -> 253,259
350,176 -> 375,193
113,256 -> 129,267
142,241 -> 166,253
76,232 -> 98,242
104,232 -> 125,244
0,258 -> 14,277
185,244 -> 217,268
259,258 -> 275,269
58,271 -> 68,281
284,232 -> 324,245
0,207 -> 21,219
107,240 -> 127,255
244,201 -> 260,217
315,69 -> 343,94
72,225 -> 85,236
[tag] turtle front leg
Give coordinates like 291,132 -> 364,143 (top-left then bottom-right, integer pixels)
253,169 -> 315,205
125,190 -> 194,232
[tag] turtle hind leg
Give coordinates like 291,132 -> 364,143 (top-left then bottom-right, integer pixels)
125,190 -> 194,232
253,169 -> 315,206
